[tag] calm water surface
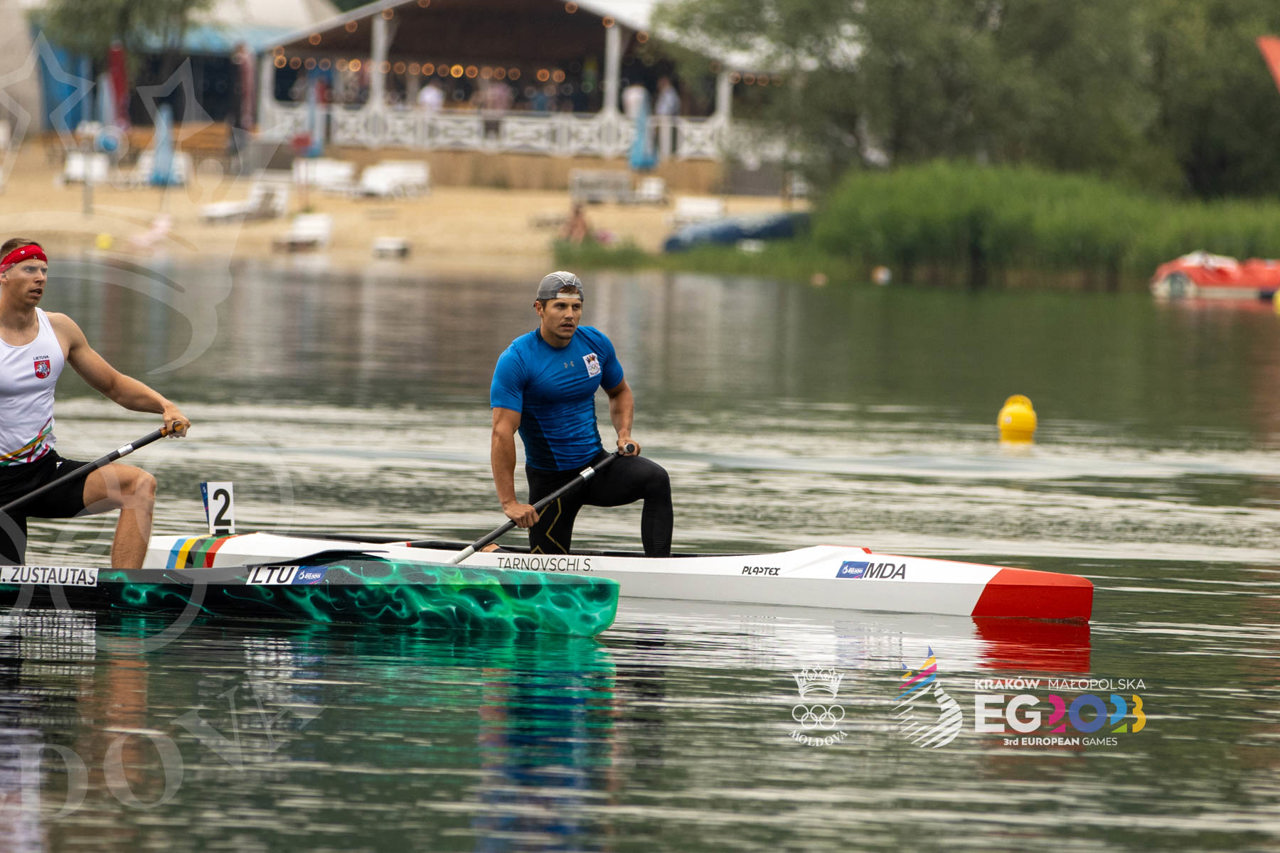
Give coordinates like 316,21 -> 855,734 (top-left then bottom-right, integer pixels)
3,257 -> 1279,850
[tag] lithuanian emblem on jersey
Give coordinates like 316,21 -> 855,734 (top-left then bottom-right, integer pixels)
584,352 -> 601,377
32,358 -> 51,379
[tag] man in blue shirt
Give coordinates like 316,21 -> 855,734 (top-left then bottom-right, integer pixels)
490,271 -> 672,557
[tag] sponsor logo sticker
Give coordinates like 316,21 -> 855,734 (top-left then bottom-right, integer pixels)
837,560 -> 906,580
292,566 -> 328,585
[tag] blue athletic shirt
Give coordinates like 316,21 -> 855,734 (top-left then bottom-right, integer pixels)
490,326 -> 624,472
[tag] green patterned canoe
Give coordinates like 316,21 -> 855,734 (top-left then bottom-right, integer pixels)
0,559 -> 620,637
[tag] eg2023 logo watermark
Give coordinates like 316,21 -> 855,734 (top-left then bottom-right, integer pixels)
788,648 -> 1148,749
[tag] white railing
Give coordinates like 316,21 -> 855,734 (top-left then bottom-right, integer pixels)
257,100 -> 758,162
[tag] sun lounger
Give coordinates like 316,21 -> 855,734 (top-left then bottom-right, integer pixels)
353,161 -> 431,198
569,170 -> 633,204
667,196 -> 727,228
630,176 -> 669,205
293,158 -> 357,195
273,213 -> 333,252
61,151 -> 110,185
200,182 -> 291,223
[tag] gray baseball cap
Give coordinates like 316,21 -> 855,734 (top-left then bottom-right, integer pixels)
537,271 -> 584,300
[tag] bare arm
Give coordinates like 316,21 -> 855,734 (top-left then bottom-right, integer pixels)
605,379 -> 639,455
491,406 -> 537,527
52,312 -> 190,435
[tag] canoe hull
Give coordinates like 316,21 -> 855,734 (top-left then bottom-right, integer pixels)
147,534 -> 1093,622
0,560 -> 619,637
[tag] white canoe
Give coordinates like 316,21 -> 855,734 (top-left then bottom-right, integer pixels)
146,533 -> 1093,622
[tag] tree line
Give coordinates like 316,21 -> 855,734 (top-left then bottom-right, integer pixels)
657,0 -> 1280,199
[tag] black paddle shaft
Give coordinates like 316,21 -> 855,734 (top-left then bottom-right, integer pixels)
442,450 -> 627,563
0,427 -> 169,516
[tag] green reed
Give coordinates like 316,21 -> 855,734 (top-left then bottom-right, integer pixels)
557,162 -> 1280,290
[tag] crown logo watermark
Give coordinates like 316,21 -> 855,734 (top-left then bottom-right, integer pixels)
793,667 -> 843,699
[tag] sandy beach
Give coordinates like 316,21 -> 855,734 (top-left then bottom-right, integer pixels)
0,141 -> 799,276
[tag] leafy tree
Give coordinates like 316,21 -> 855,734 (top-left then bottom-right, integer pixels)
36,0 -> 216,71
655,0 -> 1280,198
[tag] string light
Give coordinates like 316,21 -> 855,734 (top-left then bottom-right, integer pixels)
308,33 -> 322,45
345,21 -> 358,32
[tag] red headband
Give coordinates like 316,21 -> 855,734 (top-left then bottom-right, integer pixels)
0,244 -> 46,272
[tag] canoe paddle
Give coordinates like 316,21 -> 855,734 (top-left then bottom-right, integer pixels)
445,448 -> 629,564
0,426 -> 175,517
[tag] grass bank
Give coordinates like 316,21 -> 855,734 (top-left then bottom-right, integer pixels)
559,162 -> 1280,291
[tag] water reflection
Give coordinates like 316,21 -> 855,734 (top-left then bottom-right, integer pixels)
0,611 -> 622,851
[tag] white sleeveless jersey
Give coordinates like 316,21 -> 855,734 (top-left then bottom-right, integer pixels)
0,309 -> 64,465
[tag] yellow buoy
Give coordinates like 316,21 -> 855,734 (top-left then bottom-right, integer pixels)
998,394 -> 1037,443
1273,290 -> 1280,315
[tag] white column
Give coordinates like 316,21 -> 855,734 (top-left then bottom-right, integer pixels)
370,15 -> 389,107
257,54 -> 274,129
714,70 -> 733,120
601,22 -> 621,117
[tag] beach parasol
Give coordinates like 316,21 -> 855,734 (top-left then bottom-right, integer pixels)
150,103 -> 176,186
628,96 -> 656,172
107,42 -> 129,129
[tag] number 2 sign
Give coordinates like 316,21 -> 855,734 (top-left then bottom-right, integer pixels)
200,482 -> 236,536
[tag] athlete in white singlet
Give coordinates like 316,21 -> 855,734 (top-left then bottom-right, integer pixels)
0,238 -> 190,567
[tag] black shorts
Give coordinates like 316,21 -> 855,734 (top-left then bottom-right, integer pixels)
0,452 -> 89,564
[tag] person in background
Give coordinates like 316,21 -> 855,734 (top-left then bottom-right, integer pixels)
560,204 -> 592,245
489,271 -> 672,557
655,77 -> 680,118
417,79 -> 445,114
0,238 -> 190,567
621,80 -> 649,119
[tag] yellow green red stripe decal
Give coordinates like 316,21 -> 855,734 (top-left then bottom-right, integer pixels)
166,535 -> 239,568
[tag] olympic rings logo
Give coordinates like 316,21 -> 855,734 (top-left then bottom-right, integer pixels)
792,704 -> 846,729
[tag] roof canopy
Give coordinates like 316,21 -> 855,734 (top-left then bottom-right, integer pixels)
268,0 -> 650,67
